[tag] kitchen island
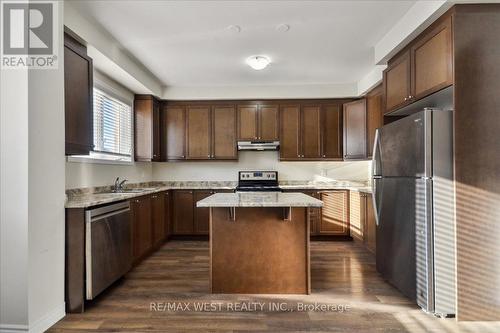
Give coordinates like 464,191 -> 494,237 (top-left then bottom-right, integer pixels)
197,192 -> 323,294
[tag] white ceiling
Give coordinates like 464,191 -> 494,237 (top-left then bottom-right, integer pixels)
70,0 -> 416,93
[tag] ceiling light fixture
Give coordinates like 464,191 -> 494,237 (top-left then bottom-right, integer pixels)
246,55 -> 271,70
276,24 -> 290,32
226,25 -> 241,33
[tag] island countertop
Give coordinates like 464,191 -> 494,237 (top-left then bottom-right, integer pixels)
196,192 -> 323,208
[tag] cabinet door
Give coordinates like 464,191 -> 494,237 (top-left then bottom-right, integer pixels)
194,191 -> 212,235
301,105 -> 322,159
319,191 -> 349,235
212,105 -> 237,159
364,193 -> 376,254
322,104 -> 342,159
131,196 -> 152,260
151,192 -> 165,246
152,99 -> 161,161
343,99 -> 367,160
259,105 -> 279,141
384,50 -> 411,113
166,106 -> 186,160
164,191 -> 171,239
349,191 -> 363,241
280,105 -> 301,160
135,96 -> 161,161
238,105 -> 258,140
366,85 -> 383,158
411,16 -> 453,100
187,106 -> 211,159
172,191 -> 194,235
64,33 -> 93,155
303,191 -> 321,235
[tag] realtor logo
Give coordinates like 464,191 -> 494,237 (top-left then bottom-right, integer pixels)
1,1 -> 58,69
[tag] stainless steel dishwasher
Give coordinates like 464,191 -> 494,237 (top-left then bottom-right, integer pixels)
85,201 -> 132,300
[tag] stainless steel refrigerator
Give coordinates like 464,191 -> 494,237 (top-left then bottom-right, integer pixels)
372,109 -> 456,317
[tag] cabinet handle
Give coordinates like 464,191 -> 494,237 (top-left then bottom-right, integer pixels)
207,154 -> 210,158
404,97 -> 408,101
323,155 -> 326,158
135,199 -> 140,203
181,155 -> 185,158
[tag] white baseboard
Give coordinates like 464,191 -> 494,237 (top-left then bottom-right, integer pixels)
0,324 -> 29,333
1,303 -> 66,333
29,303 -> 65,333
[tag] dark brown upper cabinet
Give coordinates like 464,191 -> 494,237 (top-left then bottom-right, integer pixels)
186,105 -> 211,159
212,105 -> 237,159
134,95 -> 161,162
301,105 -> 322,159
64,32 -> 93,155
164,103 -> 237,161
343,99 -> 367,160
237,105 -> 258,140
238,104 -> 279,141
384,15 -> 453,114
279,105 -> 301,160
384,50 -> 411,113
280,103 -> 343,161
163,104 -> 186,160
322,104 -> 343,160
411,16 -> 453,100
366,84 -> 383,158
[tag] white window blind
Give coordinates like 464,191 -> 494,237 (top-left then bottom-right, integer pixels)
93,88 -> 132,157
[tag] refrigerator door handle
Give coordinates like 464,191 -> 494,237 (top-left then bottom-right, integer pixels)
372,128 -> 381,177
372,128 -> 382,226
372,178 -> 380,226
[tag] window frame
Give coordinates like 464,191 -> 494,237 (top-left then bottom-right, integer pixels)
67,77 -> 135,165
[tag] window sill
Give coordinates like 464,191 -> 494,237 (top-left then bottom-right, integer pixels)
67,155 -> 134,166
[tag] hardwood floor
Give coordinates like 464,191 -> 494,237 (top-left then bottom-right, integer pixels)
49,241 -> 500,332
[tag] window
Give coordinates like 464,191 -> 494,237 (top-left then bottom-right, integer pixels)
92,88 -> 132,161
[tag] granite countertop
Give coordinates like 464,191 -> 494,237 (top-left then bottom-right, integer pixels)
65,180 -> 371,209
65,181 -> 237,208
196,192 -> 323,208
279,180 -> 372,193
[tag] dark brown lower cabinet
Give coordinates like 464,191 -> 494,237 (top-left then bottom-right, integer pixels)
349,191 -> 364,241
363,193 -> 376,254
319,190 -> 350,235
131,195 -> 152,261
285,190 -> 350,236
194,191 -> 213,234
151,192 -> 166,247
303,191 -> 321,235
348,191 -> 376,254
172,190 -> 195,235
164,191 -> 171,238
172,190 -> 231,236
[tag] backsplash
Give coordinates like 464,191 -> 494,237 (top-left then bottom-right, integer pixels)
65,161 -> 153,189
152,151 -> 371,182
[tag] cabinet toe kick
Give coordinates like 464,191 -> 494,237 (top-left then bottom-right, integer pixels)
283,207 -> 292,221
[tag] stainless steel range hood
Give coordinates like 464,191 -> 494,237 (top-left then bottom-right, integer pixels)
237,141 -> 280,151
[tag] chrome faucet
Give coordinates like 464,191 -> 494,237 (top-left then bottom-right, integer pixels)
113,177 -> 128,192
